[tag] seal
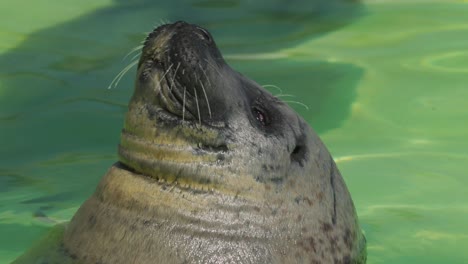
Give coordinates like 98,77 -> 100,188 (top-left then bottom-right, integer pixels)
13,21 -> 366,264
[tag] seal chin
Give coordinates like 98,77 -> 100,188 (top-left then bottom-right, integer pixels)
118,124 -> 231,187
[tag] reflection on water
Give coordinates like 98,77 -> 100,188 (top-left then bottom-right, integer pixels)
2,0 -> 468,263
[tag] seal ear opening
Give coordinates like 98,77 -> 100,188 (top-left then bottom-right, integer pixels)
290,139 -> 307,166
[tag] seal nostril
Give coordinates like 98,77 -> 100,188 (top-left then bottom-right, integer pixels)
196,27 -> 212,42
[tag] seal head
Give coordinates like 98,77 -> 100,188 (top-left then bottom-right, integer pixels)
120,21 -> 321,190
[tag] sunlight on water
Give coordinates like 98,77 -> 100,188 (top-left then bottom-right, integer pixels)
1,0 -> 468,263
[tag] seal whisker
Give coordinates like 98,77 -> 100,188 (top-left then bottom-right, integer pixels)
199,80 -> 212,119
182,86 -> 186,122
274,94 -> 296,98
130,52 -> 142,62
261,85 -> 309,110
108,59 -> 139,89
274,94 -> 310,109
194,71 -> 212,119
259,84 -> 310,110
198,64 -> 215,115
157,19 -> 166,27
123,45 -> 143,61
170,63 -> 181,91
204,58 -> 223,78
140,35 -> 148,45
159,18 -> 170,26
156,63 -> 174,91
198,63 -> 212,88
193,86 -> 201,125
161,48 -> 169,56
262,84 -> 283,94
282,100 -> 310,110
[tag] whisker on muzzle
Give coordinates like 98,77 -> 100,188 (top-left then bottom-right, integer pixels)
170,63 -> 181,91
156,63 -> 174,91
108,59 -> 139,89
123,45 -> 143,61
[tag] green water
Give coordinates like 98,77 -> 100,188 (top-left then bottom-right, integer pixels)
1,0 -> 468,263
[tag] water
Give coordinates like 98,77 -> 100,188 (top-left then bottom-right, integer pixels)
1,0 -> 467,263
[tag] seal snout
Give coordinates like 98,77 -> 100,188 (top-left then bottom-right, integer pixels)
136,21 -> 230,125
167,21 -> 223,73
